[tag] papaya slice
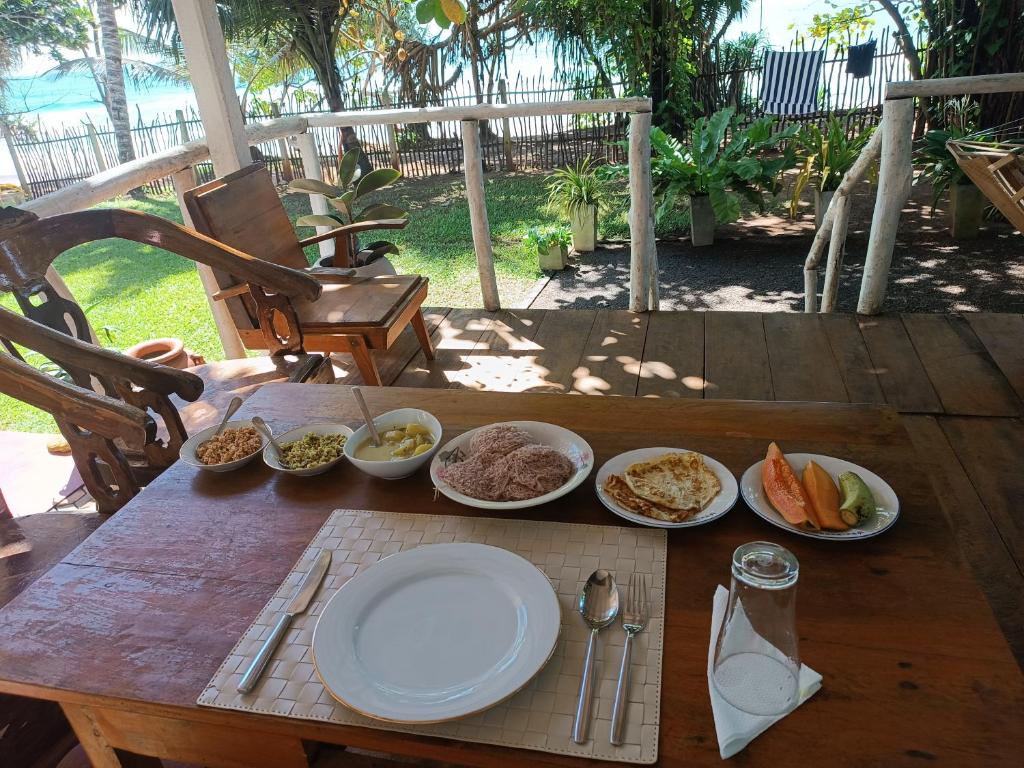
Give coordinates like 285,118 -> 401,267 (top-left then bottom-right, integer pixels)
802,460 -> 848,531
762,442 -> 814,527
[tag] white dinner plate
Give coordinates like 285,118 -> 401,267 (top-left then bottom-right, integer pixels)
312,543 -> 561,723
429,421 -> 593,510
595,447 -> 738,528
740,452 -> 900,540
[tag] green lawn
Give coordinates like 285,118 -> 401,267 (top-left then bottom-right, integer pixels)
2,171 -> 601,433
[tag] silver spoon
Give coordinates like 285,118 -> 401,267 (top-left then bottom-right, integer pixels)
572,569 -> 620,744
200,396 -> 243,449
251,416 -> 288,468
352,386 -> 382,447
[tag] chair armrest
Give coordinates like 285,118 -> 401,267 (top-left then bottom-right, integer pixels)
106,209 -> 322,302
0,307 -> 204,401
297,219 -> 409,248
305,267 -> 357,283
0,352 -> 150,449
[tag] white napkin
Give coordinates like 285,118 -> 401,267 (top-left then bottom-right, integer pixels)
707,585 -> 822,759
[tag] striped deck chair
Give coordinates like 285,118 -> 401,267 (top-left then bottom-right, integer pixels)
759,50 -> 825,116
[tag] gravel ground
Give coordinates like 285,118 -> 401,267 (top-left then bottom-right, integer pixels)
530,183 -> 1024,313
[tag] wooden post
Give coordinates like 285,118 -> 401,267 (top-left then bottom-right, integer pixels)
821,193 -> 851,313
171,166 -> 246,359
858,97 -> 914,315
461,119 -> 500,311
498,79 -> 515,171
268,105 -> 294,182
1,121 -> 31,194
379,92 -> 401,171
628,111 -> 656,312
85,122 -> 108,173
293,132 -> 334,263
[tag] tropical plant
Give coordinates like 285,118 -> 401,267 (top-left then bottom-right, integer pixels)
523,225 -> 572,253
545,155 -> 608,218
915,98 -> 995,209
288,149 -> 408,262
789,116 -> 875,217
648,107 -> 797,225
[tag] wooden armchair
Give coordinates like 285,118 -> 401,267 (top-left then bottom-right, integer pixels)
183,163 -> 435,385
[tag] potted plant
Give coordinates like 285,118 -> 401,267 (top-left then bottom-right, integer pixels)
545,155 -> 606,252
790,116 -> 875,228
288,148 -> 408,271
649,107 -> 797,247
524,225 -> 572,270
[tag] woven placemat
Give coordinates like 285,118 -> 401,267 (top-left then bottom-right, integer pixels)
198,509 -> 667,763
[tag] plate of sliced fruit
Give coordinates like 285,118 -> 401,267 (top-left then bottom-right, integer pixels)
739,443 -> 900,540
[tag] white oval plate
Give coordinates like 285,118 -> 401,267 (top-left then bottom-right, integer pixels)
595,447 -> 738,528
312,543 -> 560,723
740,452 -> 900,540
429,421 -> 593,510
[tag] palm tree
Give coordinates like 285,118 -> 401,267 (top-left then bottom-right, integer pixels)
95,0 -> 134,163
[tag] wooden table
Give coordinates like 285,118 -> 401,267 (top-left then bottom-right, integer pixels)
0,385 -> 1020,767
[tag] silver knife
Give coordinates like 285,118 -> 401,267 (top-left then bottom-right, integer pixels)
237,549 -> 332,694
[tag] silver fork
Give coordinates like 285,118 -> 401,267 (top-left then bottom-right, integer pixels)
610,572 -> 649,745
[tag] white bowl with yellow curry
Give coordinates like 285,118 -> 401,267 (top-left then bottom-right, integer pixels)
263,424 -> 354,476
344,408 -> 442,480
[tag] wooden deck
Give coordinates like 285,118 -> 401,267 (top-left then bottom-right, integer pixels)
331,308 -> 1024,665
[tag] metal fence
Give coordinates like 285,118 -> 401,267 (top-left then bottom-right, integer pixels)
4,34 -> 917,197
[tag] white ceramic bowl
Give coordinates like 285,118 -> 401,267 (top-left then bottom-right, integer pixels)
429,420 -> 594,510
343,408 -> 443,480
179,419 -> 267,473
263,423 -> 354,477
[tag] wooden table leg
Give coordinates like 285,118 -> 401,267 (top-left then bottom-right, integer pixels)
411,309 -> 435,361
348,336 -> 383,386
61,703 -> 161,768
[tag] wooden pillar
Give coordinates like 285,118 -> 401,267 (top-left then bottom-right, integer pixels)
269,106 -> 294,181
628,111 -> 656,312
498,79 -> 515,171
821,193 -> 851,313
169,0 -> 250,174
858,97 -> 914,315
461,119 -> 500,311
2,120 -> 32,193
85,123 -> 108,173
379,92 -> 401,171
170,166 -> 246,359
294,132 -> 334,262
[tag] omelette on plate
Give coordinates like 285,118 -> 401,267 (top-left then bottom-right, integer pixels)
603,451 -> 721,522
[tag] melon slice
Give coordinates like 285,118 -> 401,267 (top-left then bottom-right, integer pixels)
802,460 -> 848,531
762,442 -> 813,527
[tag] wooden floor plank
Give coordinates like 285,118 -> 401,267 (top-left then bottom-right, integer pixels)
940,417 -> 1024,575
637,312 -> 706,398
964,313 -> 1024,404
390,308 -> 496,389
330,308 -> 451,386
571,309 -> 648,396
764,313 -> 849,402
704,312 -> 773,400
446,309 -> 548,392
903,416 -> 1024,667
857,314 -> 943,413
516,310 -> 598,394
902,314 -> 1021,417
820,313 -> 887,404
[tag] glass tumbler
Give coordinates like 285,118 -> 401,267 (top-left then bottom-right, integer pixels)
712,541 -> 800,716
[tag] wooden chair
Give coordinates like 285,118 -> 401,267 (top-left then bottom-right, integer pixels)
183,164 -> 435,385
0,205 -> 337,511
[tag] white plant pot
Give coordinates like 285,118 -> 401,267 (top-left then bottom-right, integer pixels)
689,195 -> 715,247
0,189 -> 27,207
539,244 -> 568,270
570,205 -> 598,252
949,183 -> 984,240
814,188 -> 836,231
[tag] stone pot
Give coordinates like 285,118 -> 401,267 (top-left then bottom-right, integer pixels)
538,244 -> 568,271
689,194 -> 715,247
814,188 -> 836,231
123,337 -> 204,369
570,205 -> 598,253
949,183 -> 985,240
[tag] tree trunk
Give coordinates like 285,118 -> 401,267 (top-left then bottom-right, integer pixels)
95,0 -> 135,166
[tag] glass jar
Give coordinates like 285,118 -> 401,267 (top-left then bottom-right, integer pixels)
712,541 -> 800,716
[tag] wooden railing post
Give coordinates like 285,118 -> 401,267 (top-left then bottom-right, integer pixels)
821,194 -> 851,312
461,119 -> 500,311
85,122 -> 108,173
293,131 -> 335,263
170,165 -> 246,359
858,97 -> 914,314
628,110 -> 657,312
1,121 -> 31,195
269,105 -> 294,182
498,79 -> 515,171
379,92 -> 402,171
